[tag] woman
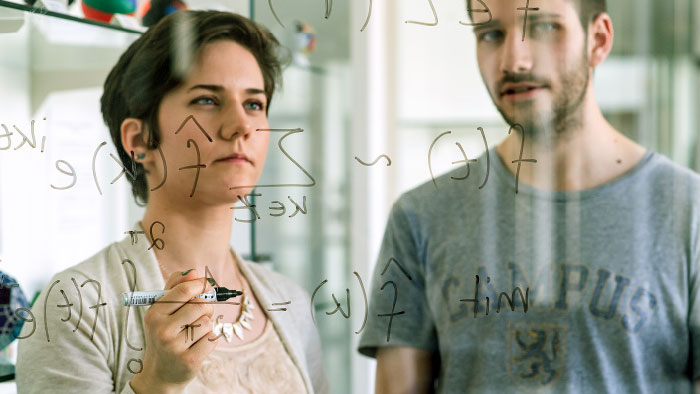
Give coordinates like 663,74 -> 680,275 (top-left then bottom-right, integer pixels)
16,10 -> 329,394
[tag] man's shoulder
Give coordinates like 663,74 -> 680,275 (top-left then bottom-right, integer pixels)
647,151 -> 700,179
641,151 -> 700,197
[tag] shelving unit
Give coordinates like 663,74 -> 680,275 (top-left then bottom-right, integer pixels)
0,0 -> 142,34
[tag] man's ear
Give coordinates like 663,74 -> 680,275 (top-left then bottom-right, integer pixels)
588,12 -> 614,68
121,118 -> 152,164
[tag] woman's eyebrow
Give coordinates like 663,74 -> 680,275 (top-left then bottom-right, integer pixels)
186,85 -> 265,96
187,84 -> 224,93
245,88 -> 266,96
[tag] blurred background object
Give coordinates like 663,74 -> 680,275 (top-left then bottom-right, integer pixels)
0,271 -> 29,382
80,0 -> 135,23
290,20 -> 316,66
138,0 -> 185,27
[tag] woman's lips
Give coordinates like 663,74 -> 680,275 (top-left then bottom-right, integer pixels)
216,154 -> 251,164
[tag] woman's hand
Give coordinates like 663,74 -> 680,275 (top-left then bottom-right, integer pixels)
130,270 -> 218,394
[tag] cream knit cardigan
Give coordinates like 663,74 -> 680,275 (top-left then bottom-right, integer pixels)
16,224 -> 329,394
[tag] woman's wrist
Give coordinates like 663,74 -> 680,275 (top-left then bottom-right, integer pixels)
129,373 -> 183,394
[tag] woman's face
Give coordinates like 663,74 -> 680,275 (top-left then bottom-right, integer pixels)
147,40 -> 270,205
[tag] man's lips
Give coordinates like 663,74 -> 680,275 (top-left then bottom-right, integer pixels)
500,83 -> 546,102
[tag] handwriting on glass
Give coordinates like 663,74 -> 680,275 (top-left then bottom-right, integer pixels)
266,0 -> 537,35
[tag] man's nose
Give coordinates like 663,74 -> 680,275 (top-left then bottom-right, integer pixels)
499,31 -> 534,74
218,104 -> 252,142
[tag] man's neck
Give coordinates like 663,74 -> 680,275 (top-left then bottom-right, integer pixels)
496,105 -> 647,192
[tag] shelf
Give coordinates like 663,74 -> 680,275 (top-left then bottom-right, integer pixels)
0,0 -> 142,34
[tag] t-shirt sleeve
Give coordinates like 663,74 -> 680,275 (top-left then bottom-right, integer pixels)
690,209 -> 700,380
358,198 -> 438,358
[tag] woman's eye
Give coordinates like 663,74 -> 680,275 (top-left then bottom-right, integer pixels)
245,101 -> 265,111
191,96 -> 217,105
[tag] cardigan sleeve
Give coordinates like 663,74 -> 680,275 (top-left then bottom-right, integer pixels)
15,268 -> 136,394
298,289 -> 330,394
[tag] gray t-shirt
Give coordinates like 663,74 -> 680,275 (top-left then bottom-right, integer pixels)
358,148 -> 700,393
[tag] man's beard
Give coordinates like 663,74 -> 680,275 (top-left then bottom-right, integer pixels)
493,48 -> 590,141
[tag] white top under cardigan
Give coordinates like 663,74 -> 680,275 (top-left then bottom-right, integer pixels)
15,223 -> 329,394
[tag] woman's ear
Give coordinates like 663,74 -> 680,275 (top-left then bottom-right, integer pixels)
588,12 -> 614,68
121,118 -> 152,164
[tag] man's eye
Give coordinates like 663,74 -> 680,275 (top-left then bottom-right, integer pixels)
531,22 -> 559,35
477,30 -> 503,42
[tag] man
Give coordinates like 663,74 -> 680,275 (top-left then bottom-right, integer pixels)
358,0 -> 700,392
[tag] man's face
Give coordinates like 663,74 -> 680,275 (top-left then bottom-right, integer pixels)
473,0 -> 591,137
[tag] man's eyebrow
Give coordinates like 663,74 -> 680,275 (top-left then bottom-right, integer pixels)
186,85 -> 266,96
518,12 -> 562,22
472,13 -> 562,33
473,20 -> 501,33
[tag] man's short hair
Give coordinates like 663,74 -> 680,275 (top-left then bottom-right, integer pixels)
573,0 -> 607,29
467,0 -> 607,30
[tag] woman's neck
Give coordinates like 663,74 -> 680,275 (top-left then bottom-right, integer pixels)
140,194 -> 237,279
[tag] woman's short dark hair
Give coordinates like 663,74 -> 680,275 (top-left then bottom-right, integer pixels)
101,10 -> 287,205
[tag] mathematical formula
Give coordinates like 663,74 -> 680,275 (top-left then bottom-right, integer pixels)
1,115 -> 535,211
4,252 -> 529,374
269,0 -> 535,37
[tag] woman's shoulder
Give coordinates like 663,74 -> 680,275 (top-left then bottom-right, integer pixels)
47,234 -> 161,295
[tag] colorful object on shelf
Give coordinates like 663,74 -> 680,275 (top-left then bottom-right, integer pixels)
139,0 -> 187,27
0,272 -> 29,380
295,21 -> 316,55
291,21 -> 316,66
23,0 -> 75,7
81,0 -> 136,23
0,272 -> 29,351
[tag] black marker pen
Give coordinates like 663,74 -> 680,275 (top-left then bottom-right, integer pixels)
121,287 -> 243,306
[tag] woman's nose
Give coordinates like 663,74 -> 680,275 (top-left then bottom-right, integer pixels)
217,104 -> 252,142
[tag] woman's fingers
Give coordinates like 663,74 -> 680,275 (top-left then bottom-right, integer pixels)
164,268 -> 197,290
179,314 -> 216,348
176,326 -> 219,372
152,276 -> 213,316
168,298 -> 214,338
138,270 -> 219,389
187,331 -> 219,362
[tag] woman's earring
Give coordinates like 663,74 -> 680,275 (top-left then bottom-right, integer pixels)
136,153 -> 146,160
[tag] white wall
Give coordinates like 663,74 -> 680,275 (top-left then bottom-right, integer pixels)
0,13 -> 138,299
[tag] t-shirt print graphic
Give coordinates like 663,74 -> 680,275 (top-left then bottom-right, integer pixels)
507,322 -> 566,391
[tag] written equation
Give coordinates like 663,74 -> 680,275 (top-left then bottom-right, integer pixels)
359,123 -> 536,194
268,0 -> 537,37
2,115 -> 535,223
0,117 -> 317,216
5,253 -> 528,374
